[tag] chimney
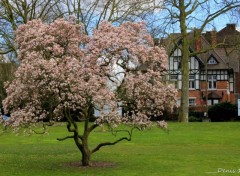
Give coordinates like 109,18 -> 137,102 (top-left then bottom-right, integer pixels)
211,30 -> 217,47
226,24 -> 236,31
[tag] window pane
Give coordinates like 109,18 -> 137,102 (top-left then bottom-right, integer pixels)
213,82 -> 216,88
208,82 -> 211,89
189,75 -> 195,79
221,75 -> 224,80
230,83 -> 233,91
189,81 -> 195,89
224,75 -> 228,80
207,100 -> 212,105
170,75 -> 178,80
174,62 -> 178,70
189,98 -> 196,106
196,80 -> 199,89
213,100 -> 219,105
178,80 -> 182,89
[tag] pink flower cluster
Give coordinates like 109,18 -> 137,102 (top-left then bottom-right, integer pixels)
1,18 -> 177,132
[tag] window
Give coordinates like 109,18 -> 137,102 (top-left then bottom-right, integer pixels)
207,99 -> 219,105
170,75 -> 178,80
189,81 -> 195,89
208,57 -> 218,64
208,75 -> 217,89
173,57 -> 181,70
189,98 -> 196,106
207,100 -> 212,106
213,99 -> 219,105
178,98 -> 197,106
169,75 -> 178,88
201,70 -> 228,81
189,75 -> 195,89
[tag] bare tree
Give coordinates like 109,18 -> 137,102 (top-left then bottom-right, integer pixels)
60,0 -> 163,34
0,0 -> 165,59
158,0 -> 240,122
0,0 -> 64,108
0,0 -> 63,58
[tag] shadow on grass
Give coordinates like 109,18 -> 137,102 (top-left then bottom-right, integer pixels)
63,161 -> 116,168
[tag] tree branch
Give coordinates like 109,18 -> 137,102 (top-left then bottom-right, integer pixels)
91,136 -> 130,154
198,3 -> 240,33
189,40 -> 226,57
57,135 -> 74,141
91,127 -> 139,154
88,123 -> 99,133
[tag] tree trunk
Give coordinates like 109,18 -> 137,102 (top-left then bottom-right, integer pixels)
178,0 -> 189,122
179,38 -> 190,122
73,132 -> 91,166
81,117 -> 91,166
81,137 -> 91,166
81,144 -> 91,166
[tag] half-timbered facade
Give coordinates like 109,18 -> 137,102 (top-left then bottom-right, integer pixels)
162,24 -> 240,112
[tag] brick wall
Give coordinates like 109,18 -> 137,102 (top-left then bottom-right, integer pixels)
189,90 -> 202,105
175,79 -> 236,113
217,81 -> 228,89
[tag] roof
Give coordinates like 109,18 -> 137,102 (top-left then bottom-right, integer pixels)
203,91 -> 223,99
204,24 -> 240,46
160,24 -> 240,72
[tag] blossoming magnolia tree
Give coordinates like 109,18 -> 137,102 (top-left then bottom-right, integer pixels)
0,19 -> 177,166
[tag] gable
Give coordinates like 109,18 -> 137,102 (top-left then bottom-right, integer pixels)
169,48 -> 202,73
207,55 -> 219,65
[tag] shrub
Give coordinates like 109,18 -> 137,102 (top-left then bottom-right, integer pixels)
208,102 -> 237,122
189,116 -> 202,122
189,111 -> 204,122
154,107 -> 179,121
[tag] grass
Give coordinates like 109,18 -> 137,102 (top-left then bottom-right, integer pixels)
1,122 -> 240,176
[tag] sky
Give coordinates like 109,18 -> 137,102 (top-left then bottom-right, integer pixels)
209,14 -> 240,32
150,1 -> 240,36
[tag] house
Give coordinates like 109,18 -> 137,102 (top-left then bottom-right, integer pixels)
161,24 -> 240,112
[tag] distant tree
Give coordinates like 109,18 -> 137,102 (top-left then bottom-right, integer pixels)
0,59 -> 16,108
0,19 -> 177,166
0,0 -> 163,59
158,0 -> 240,122
0,0 -> 64,57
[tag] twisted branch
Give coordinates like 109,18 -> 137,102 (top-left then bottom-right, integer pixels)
91,127 -> 139,154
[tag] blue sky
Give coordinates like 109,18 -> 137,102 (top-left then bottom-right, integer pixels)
152,1 -> 240,35
211,16 -> 240,32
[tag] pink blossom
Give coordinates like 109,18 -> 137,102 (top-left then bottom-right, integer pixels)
2,19 -> 177,133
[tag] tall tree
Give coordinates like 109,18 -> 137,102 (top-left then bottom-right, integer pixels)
61,0 -> 163,34
159,0 -> 240,122
0,19 -> 177,166
0,58 -> 16,108
0,0 -> 63,58
0,0 -> 163,57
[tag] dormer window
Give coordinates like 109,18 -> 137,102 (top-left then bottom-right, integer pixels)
208,57 -> 218,65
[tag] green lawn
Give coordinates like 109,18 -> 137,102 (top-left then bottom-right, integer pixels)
0,122 -> 240,176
